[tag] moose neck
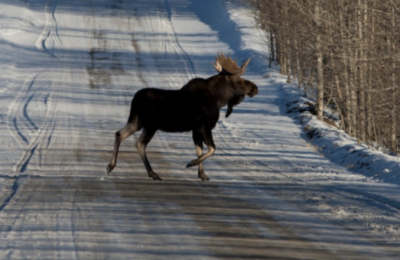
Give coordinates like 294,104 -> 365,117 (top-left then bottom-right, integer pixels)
180,74 -> 247,111
207,74 -> 237,109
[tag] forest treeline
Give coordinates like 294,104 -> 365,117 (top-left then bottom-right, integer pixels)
248,0 -> 400,153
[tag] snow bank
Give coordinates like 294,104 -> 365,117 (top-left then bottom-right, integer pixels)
283,83 -> 400,185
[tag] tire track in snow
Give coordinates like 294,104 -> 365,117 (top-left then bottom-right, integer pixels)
23,96 -> 39,131
87,30 -> 125,89
1,111 -> 58,215
3,74 -> 40,214
0,175 -> 35,257
12,118 -> 28,145
6,75 -> 40,149
163,0 -> 196,78
2,69 -> 62,213
0,175 -> 33,231
5,0 -> 64,177
36,0 -> 62,57
6,74 -> 60,174
131,33 -> 148,87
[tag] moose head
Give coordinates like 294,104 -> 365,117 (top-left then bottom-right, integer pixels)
212,52 -> 258,117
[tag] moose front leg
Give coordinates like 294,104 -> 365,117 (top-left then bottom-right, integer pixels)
187,129 -> 215,180
191,130 -> 209,181
225,105 -> 233,118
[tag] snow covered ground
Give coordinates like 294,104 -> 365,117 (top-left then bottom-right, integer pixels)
0,0 -> 400,259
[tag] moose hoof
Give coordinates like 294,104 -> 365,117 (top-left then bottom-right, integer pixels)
152,175 -> 162,181
198,171 -> 209,181
200,175 -> 210,181
106,164 -> 114,175
186,160 -> 198,168
149,172 -> 162,181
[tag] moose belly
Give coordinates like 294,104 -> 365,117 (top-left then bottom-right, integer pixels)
140,109 -> 198,133
159,124 -> 194,133
158,114 -> 217,133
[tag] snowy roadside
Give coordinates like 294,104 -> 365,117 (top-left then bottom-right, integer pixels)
223,0 -> 400,187
283,83 -> 400,186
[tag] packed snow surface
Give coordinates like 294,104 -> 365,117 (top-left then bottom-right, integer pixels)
0,0 -> 400,259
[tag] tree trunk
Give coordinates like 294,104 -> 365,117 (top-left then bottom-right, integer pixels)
366,1 -> 375,145
315,0 -> 324,120
269,33 -> 275,67
389,3 -> 397,151
357,0 -> 366,142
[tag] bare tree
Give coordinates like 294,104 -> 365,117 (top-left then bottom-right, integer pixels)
248,0 -> 400,153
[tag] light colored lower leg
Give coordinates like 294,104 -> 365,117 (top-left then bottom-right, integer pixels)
198,146 -> 215,164
107,122 -> 138,174
195,144 -> 204,174
136,140 -> 154,174
187,146 -> 215,167
136,129 -> 161,180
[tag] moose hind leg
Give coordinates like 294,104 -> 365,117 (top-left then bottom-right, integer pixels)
192,130 -> 209,181
136,128 -> 161,180
106,120 -> 141,175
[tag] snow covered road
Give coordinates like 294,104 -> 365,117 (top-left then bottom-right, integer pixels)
0,0 -> 400,259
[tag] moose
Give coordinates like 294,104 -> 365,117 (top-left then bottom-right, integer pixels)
106,52 -> 258,180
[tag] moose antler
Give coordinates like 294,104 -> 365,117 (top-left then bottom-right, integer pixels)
212,52 -> 250,76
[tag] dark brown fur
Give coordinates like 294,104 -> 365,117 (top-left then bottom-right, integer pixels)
106,59 -> 258,181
